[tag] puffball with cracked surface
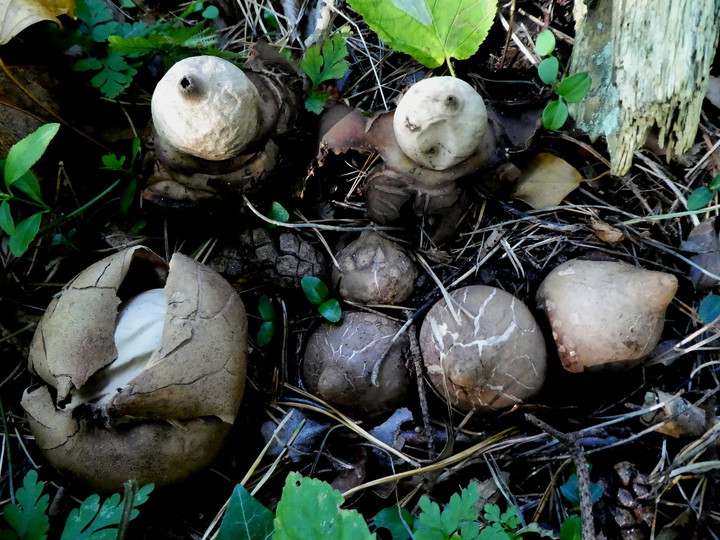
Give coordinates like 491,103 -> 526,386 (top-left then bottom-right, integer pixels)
393,76 -> 488,171
302,312 -> 409,416
419,286 -> 547,412
331,232 -> 417,305
21,246 -> 248,492
536,259 -> 678,372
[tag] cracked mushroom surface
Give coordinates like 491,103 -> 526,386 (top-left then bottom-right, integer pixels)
21,246 -> 247,492
536,259 -> 678,372
302,312 -> 409,417
419,285 -> 547,412
331,232 -> 417,305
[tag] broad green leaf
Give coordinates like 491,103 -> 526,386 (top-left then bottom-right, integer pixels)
373,507 -> 414,540
346,0 -> 497,69
301,275 -> 329,305
12,172 -> 45,205
258,295 -> 276,321
266,201 -> 290,227
699,294 -> 720,324
535,29 -> 555,56
216,484 -> 274,540
559,516 -> 582,540
390,0 -> 432,25
542,99 -> 568,130
1,470 -> 49,540
557,72 -> 591,103
537,57 -> 558,84
687,186 -> 713,210
0,201 -> 15,234
317,299 -> 341,323
257,321 -> 276,347
709,174 -> 720,192
273,472 -> 375,540
9,213 -> 42,257
4,123 -> 60,188
512,152 -> 584,209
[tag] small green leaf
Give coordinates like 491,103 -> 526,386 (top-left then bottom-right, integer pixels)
9,213 -> 42,257
535,29 -> 556,56
318,299 -> 341,323
216,483 -> 274,540
273,472 -> 374,540
559,474 -> 602,507
346,0 -> 497,69
301,27 -> 350,87
301,275 -> 329,305
257,321 -> 276,347
0,200 -> 15,234
556,72 -> 591,103
709,174 -> 720,192
4,124 -> 60,188
258,295 -> 276,321
373,507 -> 414,540
687,186 -> 714,210
202,5 -> 219,18
101,153 -> 126,171
12,172 -> 45,205
266,201 -> 290,227
542,99 -> 569,130
559,515 -> 582,540
699,294 -> 720,324
537,57 -> 559,84
1,470 -> 49,540
305,88 -> 330,114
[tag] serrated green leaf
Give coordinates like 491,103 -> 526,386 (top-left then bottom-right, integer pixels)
416,496 -> 443,533
301,275 -> 329,305
542,99 -> 568,130
478,524 -> 512,540
459,520 -> 481,540
441,484 -> 480,535
538,57 -> 559,84
9,213 -> 42,257
273,472 -> 374,540
318,299 -> 342,323
88,52 -> 137,99
559,515 -> 582,540
709,174 -> 720,192
301,28 -> 350,87
257,321 -> 276,347
347,0 -> 497,69
687,186 -> 713,210
258,295 -> 276,321
305,88 -> 330,114
216,484 -> 274,540
557,72 -> 591,103
5,124 -> 60,188
1,470 -> 49,540
499,507 -> 520,529
0,200 -> 15,234
535,29 -> 555,56
699,294 -> 720,323
373,507 -> 414,540
483,503 -> 501,524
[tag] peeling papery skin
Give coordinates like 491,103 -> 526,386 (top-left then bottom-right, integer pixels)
536,259 -> 678,373
419,286 -> 547,412
302,312 -> 409,417
331,232 -> 417,305
22,246 -> 248,491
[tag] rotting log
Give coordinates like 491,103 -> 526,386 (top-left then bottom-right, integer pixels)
569,0 -> 720,176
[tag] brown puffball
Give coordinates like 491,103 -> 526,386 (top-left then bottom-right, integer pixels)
302,312 -> 409,416
331,232 -> 417,305
536,259 -> 678,372
419,286 -> 546,412
22,246 -> 247,492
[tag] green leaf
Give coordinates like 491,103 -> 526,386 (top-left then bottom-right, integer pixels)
0,200 -> 15,235
305,89 -> 330,114
73,57 -> 104,71
318,299 -> 342,323
441,483 -> 480,535
373,507 -> 414,540
202,5 -> 219,19
559,474 -> 602,507
535,29 -> 555,56
301,275 -> 329,305
300,27 -> 350,87
216,484 -> 274,540
258,295 -> 276,321
101,153 -> 126,171
687,186 -> 714,210
542,99 -> 568,130
537,57 -> 559,84
699,294 -> 720,324
346,0 -> 497,69
60,484 -> 153,539
4,124 -> 60,188
266,201 -> 290,227
272,472 -> 375,540
1,470 -> 49,540
88,51 -> 137,99
416,497 -> 443,534
483,503 -> 501,524
556,72 -> 591,103
9,213 -> 42,257
478,524 -> 512,540
709,174 -> 720,192
12,172 -> 45,205
257,321 -> 276,347
559,516 -> 582,540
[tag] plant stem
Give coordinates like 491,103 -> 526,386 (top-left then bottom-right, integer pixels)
446,58 -> 456,77
38,179 -> 120,235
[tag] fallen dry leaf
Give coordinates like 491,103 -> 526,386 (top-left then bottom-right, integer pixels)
512,152 -> 585,209
0,0 -> 75,45
590,217 -> 625,244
